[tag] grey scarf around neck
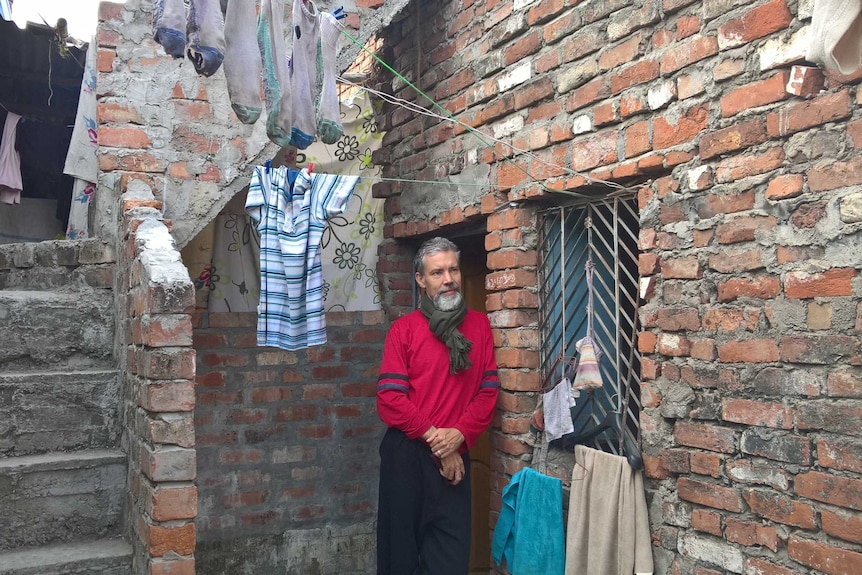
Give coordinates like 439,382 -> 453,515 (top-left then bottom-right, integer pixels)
420,291 -> 472,374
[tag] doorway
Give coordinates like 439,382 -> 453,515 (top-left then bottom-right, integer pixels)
453,236 -> 492,574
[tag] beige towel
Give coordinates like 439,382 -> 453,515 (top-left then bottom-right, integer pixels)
565,445 -> 653,575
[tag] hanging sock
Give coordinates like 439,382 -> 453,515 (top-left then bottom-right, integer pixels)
316,12 -> 344,144
289,0 -> 321,149
224,0 -> 263,123
153,0 -> 186,58
258,0 -> 293,146
187,0 -> 226,77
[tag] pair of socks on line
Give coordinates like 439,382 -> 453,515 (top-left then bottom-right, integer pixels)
153,0 -> 225,77
154,0 -> 343,147
257,0 -> 344,148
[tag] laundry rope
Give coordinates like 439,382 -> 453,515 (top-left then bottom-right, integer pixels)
335,25 -> 637,200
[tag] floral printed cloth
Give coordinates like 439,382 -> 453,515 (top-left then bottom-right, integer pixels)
63,37 -> 99,239
192,90 -> 384,312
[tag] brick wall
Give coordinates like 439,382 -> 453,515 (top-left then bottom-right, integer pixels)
119,192 -> 197,575
372,0 -> 862,573
193,310 -> 386,574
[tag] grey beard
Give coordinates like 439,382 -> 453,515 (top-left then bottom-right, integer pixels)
434,289 -> 463,311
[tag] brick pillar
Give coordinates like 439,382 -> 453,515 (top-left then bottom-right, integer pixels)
120,191 -> 197,575
483,207 -> 542,535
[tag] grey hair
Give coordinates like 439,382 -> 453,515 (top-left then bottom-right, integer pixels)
413,237 -> 460,274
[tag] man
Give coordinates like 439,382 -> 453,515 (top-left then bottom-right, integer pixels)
376,237 -> 500,575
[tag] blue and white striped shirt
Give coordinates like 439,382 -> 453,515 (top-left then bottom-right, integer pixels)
246,166 -> 359,350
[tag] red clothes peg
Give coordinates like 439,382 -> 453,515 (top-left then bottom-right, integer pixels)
308,163 -> 315,173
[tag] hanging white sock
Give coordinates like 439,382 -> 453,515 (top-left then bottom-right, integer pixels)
258,0 -> 293,146
289,0 -> 320,149
224,0 -> 262,123
187,0 -> 226,77
316,12 -> 344,144
153,0 -> 186,58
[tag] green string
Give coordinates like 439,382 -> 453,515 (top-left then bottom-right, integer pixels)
338,28 -> 602,200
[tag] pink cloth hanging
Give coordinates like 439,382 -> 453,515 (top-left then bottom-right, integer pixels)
0,112 -> 23,205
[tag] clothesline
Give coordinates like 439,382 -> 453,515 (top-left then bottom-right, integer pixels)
334,23 -> 641,201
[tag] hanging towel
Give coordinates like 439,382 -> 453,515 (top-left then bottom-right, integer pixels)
492,467 -> 565,575
63,37 -> 100,238
565,445 -> 654,575
808,0 -> 862,75
542,377 -> 577,442
0,111 -> 23,205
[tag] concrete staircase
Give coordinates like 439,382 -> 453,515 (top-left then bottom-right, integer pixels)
0,240 -> 131,574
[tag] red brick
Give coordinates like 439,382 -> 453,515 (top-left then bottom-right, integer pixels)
625,121 -> 651,158
609,59 -> 660,94
703,307 -> 760,332
720,71 -> 790,118
722,398 -> 793,429
717,0 -> 793,48
653,104 -> 708,149
765,173 -> 804,200
718,339 -> 779,363
656,307 -> 701,331
699,119 -> 767,160
678,477 -> 743,512
567,77 -> 610,112
657,333 -> 691,356
786,65 -> 825,97
766,90 -> 851,137
675,421 -> 736,453
785,268 -> 855,298
659,35 -> 718,74
661,256 -> 701,279
744,488 -> 816,528
708,248 -> 764,273
571,130 -> 618,171
715,147 -> 784,183
691,509 -> 722,536
744,558 -> 798,575
145,522 -> 195,557
717,276 -> 780,302
690,451 -> 721,477
715,215 -> 776,244
808,154 -> 862,193
796,471 -> 862,511
826,370 -> 862,398
149,558 -> 195,575
599,34 -> 644,72
822,508 -> 862,544
788,535 -> 862,574
695,189 -> 755,218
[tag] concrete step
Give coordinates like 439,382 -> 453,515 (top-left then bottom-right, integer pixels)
0,449 -> 126,551
0,538 -> 132,575
0,289 -> 114,370
0,370 -> 122,457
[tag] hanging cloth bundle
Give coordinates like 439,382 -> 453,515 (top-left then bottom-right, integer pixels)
572,259 -> 604,391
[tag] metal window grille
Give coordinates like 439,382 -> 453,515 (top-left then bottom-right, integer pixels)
537,195 -> 642,457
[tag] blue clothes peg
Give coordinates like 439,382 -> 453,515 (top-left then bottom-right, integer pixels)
332,6 -> 346,19
265,159 -> 271,174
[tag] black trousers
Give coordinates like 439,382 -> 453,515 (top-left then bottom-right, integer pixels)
377,428 -> 471,575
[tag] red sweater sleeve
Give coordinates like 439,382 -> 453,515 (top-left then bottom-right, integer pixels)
454,314 -> 499,450
376,321 -> 433,439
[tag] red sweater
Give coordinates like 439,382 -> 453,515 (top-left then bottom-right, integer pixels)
377,309 -> 500,451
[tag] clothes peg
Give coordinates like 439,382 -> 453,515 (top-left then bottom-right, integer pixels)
332,6 -> 346,19
265,159 -> 271,174
308,163 -> 315,174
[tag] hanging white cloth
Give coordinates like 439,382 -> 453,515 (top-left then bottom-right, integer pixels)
542,377 -> 577,442
63,37 -> 99,238
0,111 -> 23,205
808,0 -> 862,75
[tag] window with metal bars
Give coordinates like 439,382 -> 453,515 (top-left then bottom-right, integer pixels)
537,195 -> 642,460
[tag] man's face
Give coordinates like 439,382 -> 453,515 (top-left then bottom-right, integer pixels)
416,250 -> 463,310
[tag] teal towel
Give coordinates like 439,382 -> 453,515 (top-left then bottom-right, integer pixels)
492,467 -> 565,575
